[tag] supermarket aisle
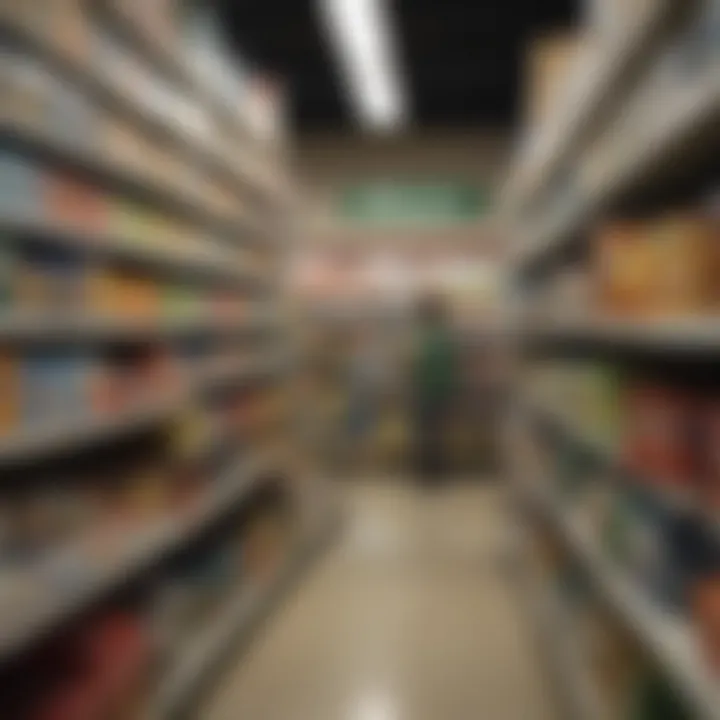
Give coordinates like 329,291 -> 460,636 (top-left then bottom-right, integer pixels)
205,481 -> 556,720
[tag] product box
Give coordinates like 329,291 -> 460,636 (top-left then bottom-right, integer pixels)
594,220 -> 657,317
524,32 -> 584,128
0,152 -> 42,220
649,213 -> 718,316
15,245 -> 89,312
46,76 -> 98,149
43,172 -> 108,234
699,400 -> 720,509
45,0 -> 92,64
22,351 -> 91,426
0,242 -> 14,307
0,350 -> 19,435
0,52 -> 49,130
622,383 -> 695,489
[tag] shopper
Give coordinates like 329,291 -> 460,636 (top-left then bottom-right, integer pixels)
412,293 -> 457,484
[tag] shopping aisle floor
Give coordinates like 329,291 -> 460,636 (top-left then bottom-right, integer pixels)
206,481 -> 556,720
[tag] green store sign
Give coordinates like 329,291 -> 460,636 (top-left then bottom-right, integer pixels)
340,182 -> 489,226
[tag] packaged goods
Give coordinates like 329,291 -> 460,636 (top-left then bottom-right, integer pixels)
0,242 -> 15,306
45,0 -> 92,64
0,52 -> 49,130
15,245 -> 89,312
649,214 -> 717,315
44,172 -> 108,234
523,32 -> 583,128
622,383 -> 695,489
0,152 -> 42,220
0,349 -> 20,435
594,220 -> 656,317
22,351 -> 93,426
699,399 -> 720,509
46,77 -> 98,149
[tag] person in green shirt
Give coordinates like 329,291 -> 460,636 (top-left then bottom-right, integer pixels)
412,293 -> 457,484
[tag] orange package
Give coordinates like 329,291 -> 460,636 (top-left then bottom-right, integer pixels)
649,213 -> 718,316
594,220 -> 656,317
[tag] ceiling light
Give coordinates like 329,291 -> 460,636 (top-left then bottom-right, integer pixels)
317,0 -> 408,131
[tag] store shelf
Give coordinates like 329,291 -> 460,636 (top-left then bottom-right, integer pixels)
0,451 -> 274,663
521,484 -> 720,720
0,12 -> 285,212
0,311 -> 275,344
503,0 -> 681,214
524,397 -> 698,514
0,219 -> 266,289
152,515 -> 338,720
0,354 -> 283,468
515,64 -> 720,271
0,122 -> 269,247
517,553 -> 604,720
526,316 -> 720,354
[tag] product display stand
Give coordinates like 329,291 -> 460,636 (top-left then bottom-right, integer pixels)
506,2 -> 720,719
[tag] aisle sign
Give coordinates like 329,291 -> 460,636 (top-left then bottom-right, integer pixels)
340,182 -> 488,227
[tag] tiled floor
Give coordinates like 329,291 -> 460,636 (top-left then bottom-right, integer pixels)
204,480 -> 556,720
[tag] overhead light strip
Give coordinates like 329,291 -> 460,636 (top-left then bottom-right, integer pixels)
317,0 -> 408,131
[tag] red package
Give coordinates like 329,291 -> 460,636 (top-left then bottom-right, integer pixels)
623,383 -> 695,488
699,401 -> 720,509
692,574 -> 720,677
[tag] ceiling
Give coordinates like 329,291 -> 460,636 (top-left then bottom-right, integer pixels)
216,0 -> 577,132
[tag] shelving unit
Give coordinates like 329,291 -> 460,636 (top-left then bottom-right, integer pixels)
0,451 -> 272,663
507,2 -> 720,718
519,483 -> 720,720
0,3 -> 330,717
151,514 -> 337,720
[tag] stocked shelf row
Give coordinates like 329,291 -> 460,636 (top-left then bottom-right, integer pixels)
1,122 -> 271,249
152,514 -> 337,720
525,317 -> 720,354
88,0 -> 274,158
0,450 -> 275,664
1,10 -> 287,212
0,310 -> 277,343
0,219 -> 269,289
519,481 -> 720,720
515,68 -> 720,270
0,352 -> 284,467
513,525 -> 603,720
503,0 -> 682,214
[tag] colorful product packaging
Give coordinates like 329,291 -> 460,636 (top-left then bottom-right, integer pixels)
22,351 -> 92,427
0,349 -> 19,436
0,152 -> 42,220
622,383 -> 695,489
15,245 -> 89,313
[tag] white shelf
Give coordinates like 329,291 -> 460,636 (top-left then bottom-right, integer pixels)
515,65 -> 720,270
0,452 -> 275,662
522,484 -> 720,720
151,517 -> 336,719
503,0 -> 678,213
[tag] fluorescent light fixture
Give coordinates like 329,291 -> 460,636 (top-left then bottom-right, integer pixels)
317,0 -> 408,131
